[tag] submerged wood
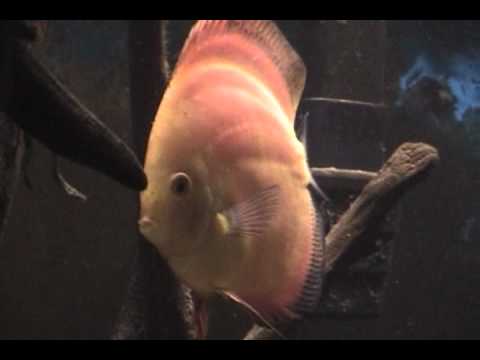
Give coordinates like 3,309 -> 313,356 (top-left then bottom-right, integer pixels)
0,117 -> 24,243
1,20 -> 147,191
244,142 -> 439,340
311,167 -> 377,191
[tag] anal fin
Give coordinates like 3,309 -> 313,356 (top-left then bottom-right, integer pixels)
219,290 -> 287,340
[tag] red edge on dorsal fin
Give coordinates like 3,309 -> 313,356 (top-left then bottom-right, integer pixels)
173,20 -> 307,119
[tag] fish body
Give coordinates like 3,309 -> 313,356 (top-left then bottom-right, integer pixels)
140,20 -> 324,326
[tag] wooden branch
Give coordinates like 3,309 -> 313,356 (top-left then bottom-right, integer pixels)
304,97 -> 387,109
311,167 -> 377,191
311,167 -> 377,182
323,142 -> 439,269
1,21 -> 147,191
0,120 -> 25,243
243,142 -> 439,340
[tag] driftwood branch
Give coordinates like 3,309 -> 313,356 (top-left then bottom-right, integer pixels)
312,167 -> 377,182
311,167 -> 377,191
244,142 -> 439,340
1,20 -> 147,191
0,119 -> 25,243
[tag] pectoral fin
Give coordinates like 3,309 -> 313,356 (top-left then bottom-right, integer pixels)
220,185 -> 280,240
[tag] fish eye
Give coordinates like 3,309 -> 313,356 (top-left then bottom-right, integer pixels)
169,172 -> 192,196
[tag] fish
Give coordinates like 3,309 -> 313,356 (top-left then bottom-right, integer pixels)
139,20 -> 325,338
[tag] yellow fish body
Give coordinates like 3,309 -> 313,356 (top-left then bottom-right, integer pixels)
140,20 -> 324,330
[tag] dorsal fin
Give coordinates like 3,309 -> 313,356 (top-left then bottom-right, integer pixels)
174,20 -> 307,118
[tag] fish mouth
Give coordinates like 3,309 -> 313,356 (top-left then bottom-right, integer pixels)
138,216 -> 196,259
138,216 -> 156,237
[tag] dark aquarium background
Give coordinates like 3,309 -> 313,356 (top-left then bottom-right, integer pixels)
0,20 -> 479,339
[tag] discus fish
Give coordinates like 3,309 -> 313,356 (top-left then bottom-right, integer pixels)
139,20 -> 325,338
